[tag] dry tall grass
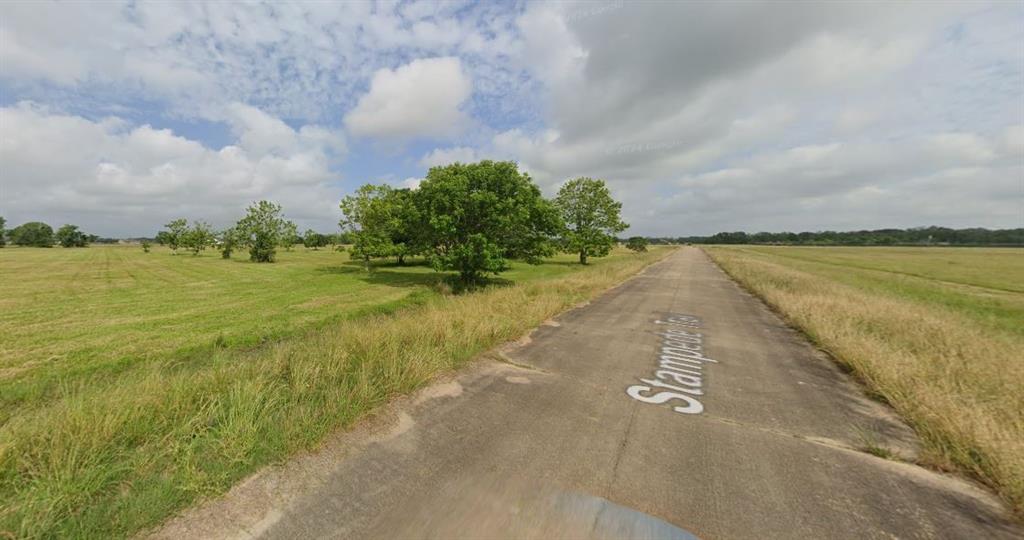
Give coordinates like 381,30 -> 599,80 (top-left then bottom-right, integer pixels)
0,248 -> 671,538
705,247 -> 1024,516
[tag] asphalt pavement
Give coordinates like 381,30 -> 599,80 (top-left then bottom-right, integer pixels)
153,247 -> 1020,539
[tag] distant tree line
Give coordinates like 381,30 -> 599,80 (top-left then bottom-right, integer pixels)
0,218 -> 98,248
637,226 -> 1024,246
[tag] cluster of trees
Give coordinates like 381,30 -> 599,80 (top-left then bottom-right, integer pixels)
666,226 -> 1024,246
55,225 -> 96,247
625,237 -> 649,252
158,202 -> 288,262
0,218 -> 97,248
146,161 -> 631,286
155,202 -> 343,261
339,161 -> 628,284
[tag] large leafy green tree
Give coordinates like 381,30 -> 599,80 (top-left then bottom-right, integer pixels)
236,200 -> 287,263
10,222 -> 54,247
162,219 -> 188,253
56,224 -> 89,247
340,184 -> 420,268
385,188 -> 422,265
415,160 -> 561,284
554,177 -> 628,264
181,220 -> 214,255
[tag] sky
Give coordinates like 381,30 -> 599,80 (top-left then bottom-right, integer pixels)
1,0 -> 1022,237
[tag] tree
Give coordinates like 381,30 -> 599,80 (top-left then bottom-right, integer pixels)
340,184 -> 411,268
181,220 -> 214,255
10,222 -> 54,247
281,221 -> 299,251
235,200 -> 287,263
155,231 -> 172,246
626,236 -> 648,253
554,177 -> 628,264
303,229 -> 328,250
218,226 -> 240,259
0,216 -> 6,247
415,160 -> 561,285
141,241 -> 151,253
162,219 -> 188,253
56,224 -> 89,247
387,188 -> 424,265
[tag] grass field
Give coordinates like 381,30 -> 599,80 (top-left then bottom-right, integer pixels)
704,246 -> 1024,516
0,244 -> 671,538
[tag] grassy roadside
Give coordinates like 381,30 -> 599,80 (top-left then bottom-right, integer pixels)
0,245 -> 609,421
0,246 -> 672,538
703,246 -> 1024,517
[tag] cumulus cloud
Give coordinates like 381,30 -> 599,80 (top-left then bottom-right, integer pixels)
419,146 -> 479,168
400,177 -> 423,190
641,131 -> 1023,235
1,1 -> 1021,236
480,1 -> 1023,234
0,2 -> 520,122
344,57 -> 472,139
0,102 -> 344,235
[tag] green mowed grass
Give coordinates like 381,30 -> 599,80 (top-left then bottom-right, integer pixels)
0,245 -> 599,419
704,245 -> 1024,515
0,243 -> 671,538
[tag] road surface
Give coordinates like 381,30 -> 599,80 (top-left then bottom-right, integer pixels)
154,247 -> 1020,539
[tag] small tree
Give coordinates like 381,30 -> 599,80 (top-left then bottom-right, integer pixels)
141,241 -> 151,253
181,220 -> 214,255
554,177 -> 628,264
340,184 -> 403,269
56,224 -> 89,247
281,221 -> 299,251
236,200 -> 287,263
626,236 -> 648,253
163,219 -> 188,253
0,216 -> 6,247
10,222 -> 54,247
219,226 -> 239,259
303,229 -> 328,250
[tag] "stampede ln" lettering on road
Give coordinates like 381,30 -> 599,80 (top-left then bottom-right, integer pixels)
625,313 -> 716,415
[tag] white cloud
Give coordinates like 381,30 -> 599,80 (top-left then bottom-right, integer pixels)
0,2 -> 520,122
0,102 -> 343,235
643,131 -> 1023,235
1,1 -> 1021,236
835,107 -> 878,133
926,133 -> 995,163
344,57 -> 472,139
224,103 -> 346,158
419,146 -> 479,168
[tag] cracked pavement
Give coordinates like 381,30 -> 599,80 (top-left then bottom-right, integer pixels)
153,247 -> 1020,539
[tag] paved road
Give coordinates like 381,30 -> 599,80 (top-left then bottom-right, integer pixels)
155,247 -> 1020,539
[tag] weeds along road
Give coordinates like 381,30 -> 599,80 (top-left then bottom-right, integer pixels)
154,247 -> 1020,539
